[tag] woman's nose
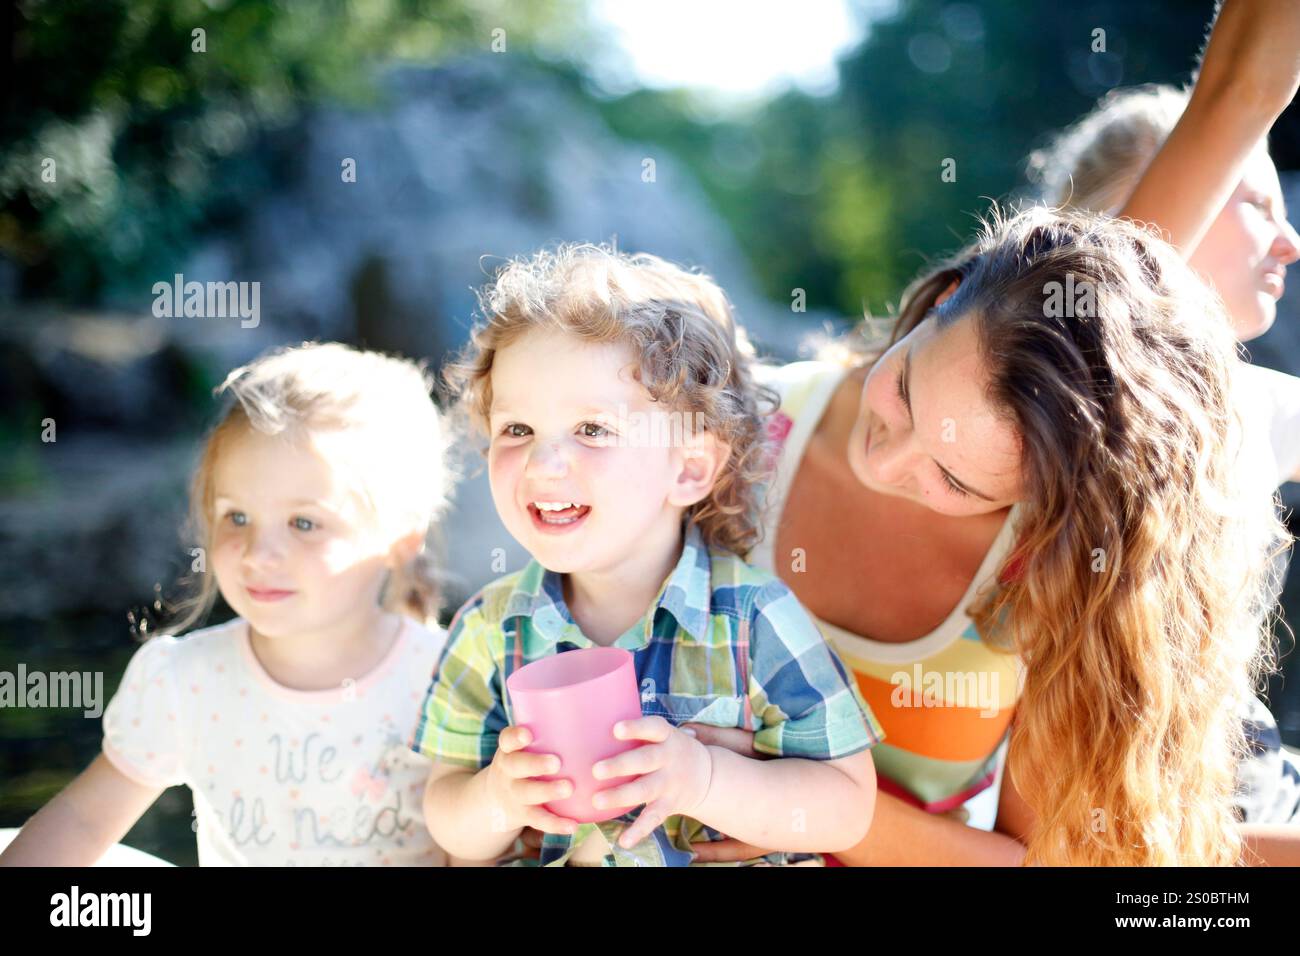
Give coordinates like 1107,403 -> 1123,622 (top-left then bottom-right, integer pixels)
867,429 -> 919,486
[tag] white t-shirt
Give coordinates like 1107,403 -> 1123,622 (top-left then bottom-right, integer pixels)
1238,362 -> 1300,487
102,616 -> 447,866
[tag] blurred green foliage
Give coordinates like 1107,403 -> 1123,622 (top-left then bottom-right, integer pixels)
2,0 -> 577,302
581,0 -> 1216,319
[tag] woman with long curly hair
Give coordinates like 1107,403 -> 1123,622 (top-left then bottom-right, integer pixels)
666,0 -> 1300,866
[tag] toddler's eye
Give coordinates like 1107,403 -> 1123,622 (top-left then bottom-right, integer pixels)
580,422 -> 611,439
501,423 -> 532,439
291,516 -> 315,532
226,511 -> 248,527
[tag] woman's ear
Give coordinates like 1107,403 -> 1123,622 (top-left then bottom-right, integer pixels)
668,432 -> 731,509
935,277 -> 960,307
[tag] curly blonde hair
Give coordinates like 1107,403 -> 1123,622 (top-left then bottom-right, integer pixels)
443,242 -> 778,556
827,206 -> 1290,865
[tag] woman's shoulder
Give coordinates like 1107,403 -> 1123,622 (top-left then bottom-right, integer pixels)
1235,361 -> 1300,484
754,359 -> 851,403
754,359 -> 855,450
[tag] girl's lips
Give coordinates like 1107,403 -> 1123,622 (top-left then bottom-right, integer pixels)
246,586 -> 296,603
1262,271 -> 1286,298
527,502 -> 592,535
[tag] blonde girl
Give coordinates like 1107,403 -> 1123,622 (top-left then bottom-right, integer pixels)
1,343 -> 453,866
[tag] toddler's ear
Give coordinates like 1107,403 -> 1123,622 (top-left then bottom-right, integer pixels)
668,431 -> 731,509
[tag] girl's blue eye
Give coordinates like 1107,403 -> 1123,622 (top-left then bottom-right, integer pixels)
227,511 -> 247,527
292,517 -> 315,532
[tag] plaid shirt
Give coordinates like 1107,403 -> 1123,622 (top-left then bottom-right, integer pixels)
410,520 -> 884,866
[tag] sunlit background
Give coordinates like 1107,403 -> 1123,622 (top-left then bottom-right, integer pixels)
3,0 -> 1298,864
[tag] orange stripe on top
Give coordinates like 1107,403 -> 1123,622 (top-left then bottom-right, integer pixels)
856,672 -> 1014,763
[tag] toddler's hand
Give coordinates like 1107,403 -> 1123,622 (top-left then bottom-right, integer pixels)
485,725 -> 581,836
590,716 -> 712,849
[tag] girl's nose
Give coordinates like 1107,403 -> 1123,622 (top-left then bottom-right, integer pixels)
1272,217 -> 1300,266
242,528 -> 286,569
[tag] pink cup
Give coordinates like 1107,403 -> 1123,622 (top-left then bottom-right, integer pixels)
505,646 -> 645,823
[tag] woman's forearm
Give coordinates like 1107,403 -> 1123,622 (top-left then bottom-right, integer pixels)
834,790 -> 1028,866
1239,823 -> 1300,866
688,746 -> 875,853
1120,0 -> 1300,255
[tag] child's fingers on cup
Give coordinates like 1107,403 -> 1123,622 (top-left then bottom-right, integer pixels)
612,715 -> 673,743
498,747 -> 562,780
511,775 -> 574,808
688,837 -> 767,862
592,769 -> 658,813
522,806 -> 580,836
593,741 -> 663,781
497,725 -> 533,753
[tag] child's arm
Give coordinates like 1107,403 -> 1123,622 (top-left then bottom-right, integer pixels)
1119,0 -> 1300,256
0,752 -> 164,866
691,745 -> 876,853
422,725 -> 577,862
682,723 -> 1029,865
592,716 -> 876,853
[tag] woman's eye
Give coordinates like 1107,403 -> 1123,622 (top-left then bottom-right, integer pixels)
502,423 -> 531,439
940,471 -> 969,498
580,422 -> 611,439
291,516 -> 315,532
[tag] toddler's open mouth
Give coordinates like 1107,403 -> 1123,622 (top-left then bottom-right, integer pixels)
528,500 -> 592,534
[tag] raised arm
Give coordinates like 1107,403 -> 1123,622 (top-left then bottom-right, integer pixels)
1119,0 -> 1300,256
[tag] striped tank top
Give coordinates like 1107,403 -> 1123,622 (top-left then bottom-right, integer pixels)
749,360 -> 1026,815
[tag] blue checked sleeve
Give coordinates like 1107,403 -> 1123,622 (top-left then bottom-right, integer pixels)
409,597 -> 510,770
746,579 -> 885,759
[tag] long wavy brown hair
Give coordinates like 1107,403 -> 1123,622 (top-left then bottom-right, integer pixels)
830,206 -> 1290,865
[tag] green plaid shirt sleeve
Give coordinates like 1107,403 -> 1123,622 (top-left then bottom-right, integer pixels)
410,596 -> 508,770
747,578 -> 885,759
